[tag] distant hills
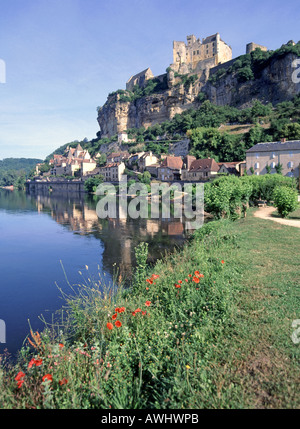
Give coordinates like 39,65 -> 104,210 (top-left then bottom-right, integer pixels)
0,158 -> 43,174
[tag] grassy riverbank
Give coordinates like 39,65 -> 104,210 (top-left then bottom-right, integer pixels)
0,209 -> 299,409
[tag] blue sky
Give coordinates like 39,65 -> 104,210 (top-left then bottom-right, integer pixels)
0,0 -> 299,160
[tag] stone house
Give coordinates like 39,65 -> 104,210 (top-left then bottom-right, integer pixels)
137,152 -> 158,172
218,161 -> 245,176
157,156 -> 183,181
99,162 -> 126,182
107,152 -> 130,164
50,144 -> 97,177
246,139 -> 300,178
181,158 -> 219,181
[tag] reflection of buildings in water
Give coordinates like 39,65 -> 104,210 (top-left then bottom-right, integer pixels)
31,193 -> 187,281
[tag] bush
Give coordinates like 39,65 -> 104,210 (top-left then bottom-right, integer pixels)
84,175 -> 104,193
273,186 -> 298,218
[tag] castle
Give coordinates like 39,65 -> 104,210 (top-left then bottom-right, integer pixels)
125,33 -> 268,91
171,33 -> 232,74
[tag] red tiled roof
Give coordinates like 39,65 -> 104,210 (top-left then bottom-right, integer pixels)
189,158 -> 219,172
160,156 -> 183,170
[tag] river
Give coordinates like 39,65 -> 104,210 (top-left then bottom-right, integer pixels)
0,189 -> 194,356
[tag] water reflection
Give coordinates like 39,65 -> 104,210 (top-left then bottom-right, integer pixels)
26,191 -> 191,281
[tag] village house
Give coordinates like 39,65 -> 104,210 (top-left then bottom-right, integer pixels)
137,151 -> 159,172
98,162 -> 126,182
107,152 -> 130,164
50,144 -> 97,177
246,139 -> 300,178
181,158 -> 220,181
218,161 -> 246,176
157,156 -> 183,181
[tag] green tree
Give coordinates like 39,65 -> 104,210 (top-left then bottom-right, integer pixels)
273,186 -> 298,218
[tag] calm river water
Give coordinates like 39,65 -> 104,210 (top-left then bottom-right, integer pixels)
0,189 -> 193,356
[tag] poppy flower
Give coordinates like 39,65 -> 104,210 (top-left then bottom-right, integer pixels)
194,271 -> 200,276
112,313 -> 118,320
132,311 -> 136,316
146,278 -> 153,284
119,307 -> 126,313
59,343 -> 64,349
178,280 -> 182,284
145,301 -> 151,307
221,260 -> 225,264
146,287 -> 149,291
115,320 -> 122,328
193,276 -> 200,283
152,274 -> 159,279
185,279 -> 189,282
106,322 -> 113,330
15,371 -> 25,382
42,374 -> 53,383
17,380 -> 24,389
59,378 -> 68,386
142,311 -> 147,315
175,284 -> 181,289
188,274 -> 192,277
135,308 -> 142,313
28,358 -> 43,369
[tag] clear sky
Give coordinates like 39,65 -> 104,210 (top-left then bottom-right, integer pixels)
0,0 -> 299,160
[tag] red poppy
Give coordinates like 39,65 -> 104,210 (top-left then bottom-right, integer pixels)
59,378 -> 68,386
106,322 -> 113,330
135,308 -> 142,313
17,380 -> 24,389
115,307 -> 120,313
132,311 -> 136,316
28,358 -> 43,369
42,374 -> 53,383
194,271 -> 200,276
185,279 -> 189,282
175,284 -> 181,289
145,301 -> 151,307
142,311 -> 147,315
146,287 -> 149,291
188,274 -> 192,277
178,280 -> 182,284
112,313 -> 118,320
59,343 -> 64,349
152,274 -> 159,279
115,320 -> 122,328
193,276 -> 200,283
221,260 -> 225,264
119,307 -> 126,313
15,371 -> 25,382
146,278 -> 153,284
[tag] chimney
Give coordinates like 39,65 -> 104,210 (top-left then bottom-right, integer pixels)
281,138 -> 286,143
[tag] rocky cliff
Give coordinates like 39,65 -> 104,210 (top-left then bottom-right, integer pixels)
97,52 -> 300,138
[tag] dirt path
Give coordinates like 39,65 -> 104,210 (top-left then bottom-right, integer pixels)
254,206 -> 300,228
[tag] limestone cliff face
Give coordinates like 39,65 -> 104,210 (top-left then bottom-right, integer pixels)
97,53 -> 300,137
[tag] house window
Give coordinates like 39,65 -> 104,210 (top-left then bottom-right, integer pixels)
289,151 -> 293,157
254,162 -> 259,169
271,152 -> 276,159
193,51 -> 196,55
288,161 -> 294,168
197,50 -> 199,55
270,162 -> 276,169
255,172 -> 259,175
255,153 -> 260,159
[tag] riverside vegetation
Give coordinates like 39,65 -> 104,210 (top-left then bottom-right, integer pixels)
0,175 -> 299,409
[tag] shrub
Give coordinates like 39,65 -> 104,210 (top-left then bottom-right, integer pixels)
273,186 -> 298,218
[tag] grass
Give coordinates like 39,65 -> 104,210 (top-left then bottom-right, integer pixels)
0,210 -> 299,409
